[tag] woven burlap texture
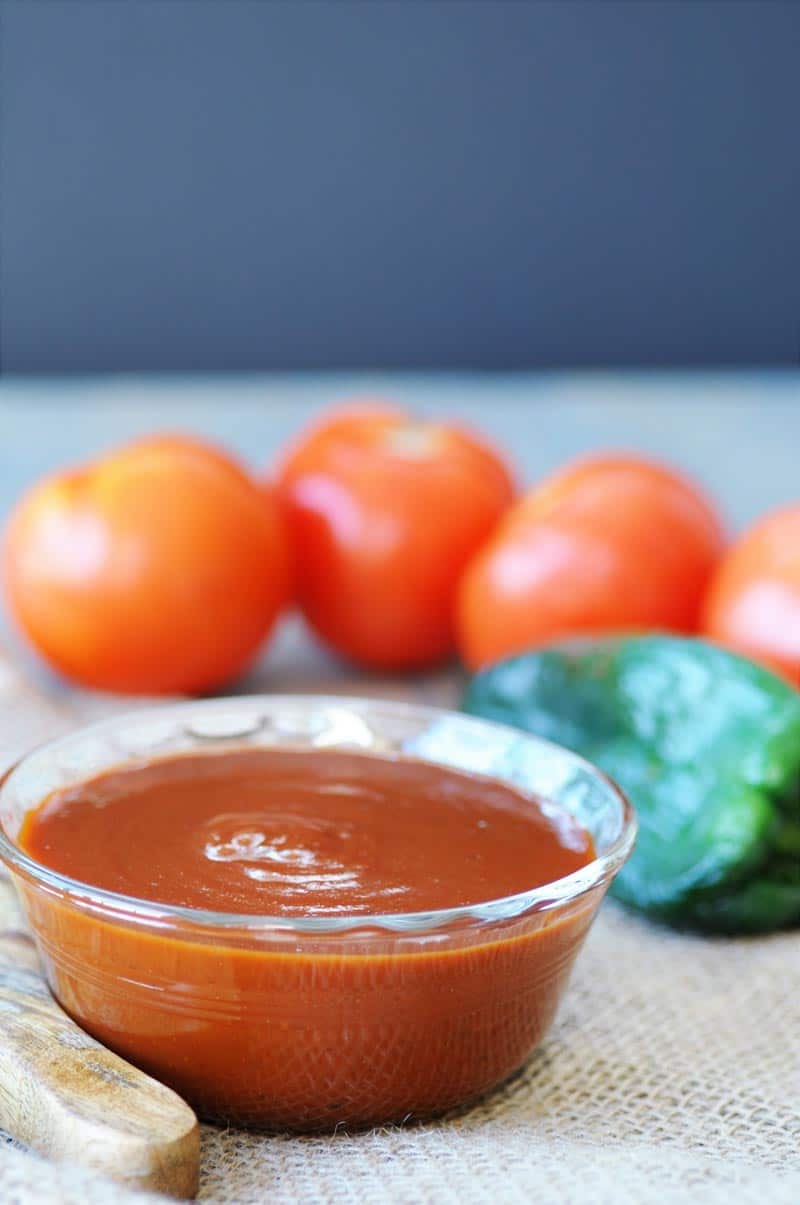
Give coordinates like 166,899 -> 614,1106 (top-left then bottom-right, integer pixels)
0,655 -> 798,1202
3,897 -> 799,1204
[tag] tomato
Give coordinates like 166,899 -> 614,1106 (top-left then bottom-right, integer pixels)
274,402 -> 515,670
4,434 -> 290,694
457,453 -> 725,669
702,505 -> 800,685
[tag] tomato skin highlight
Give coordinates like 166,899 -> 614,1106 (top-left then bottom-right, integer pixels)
3,435 -> 290,694
457,453 -> 725,670
703,504 -> 800,686
274,403 -> 515,671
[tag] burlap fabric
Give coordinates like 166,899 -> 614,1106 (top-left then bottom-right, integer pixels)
1,656 -> 799,1203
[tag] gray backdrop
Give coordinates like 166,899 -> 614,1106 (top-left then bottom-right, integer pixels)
2,0 -> 799,373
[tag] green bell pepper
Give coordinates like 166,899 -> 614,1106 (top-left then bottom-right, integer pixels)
461,636 -> 800,933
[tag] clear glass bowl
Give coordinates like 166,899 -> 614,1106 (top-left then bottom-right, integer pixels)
0,696 -> 636,1131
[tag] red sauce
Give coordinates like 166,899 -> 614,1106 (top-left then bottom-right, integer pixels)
20,749 -> 593,916
18,748 -> 600,1130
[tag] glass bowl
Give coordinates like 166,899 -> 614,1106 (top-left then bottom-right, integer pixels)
0,696 -> 636,1131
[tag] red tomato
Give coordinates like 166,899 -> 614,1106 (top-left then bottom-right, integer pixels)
4,434 -> 290,694
274,402 -> 515,670
702,505 -> 800,685
457,453 -> 725,669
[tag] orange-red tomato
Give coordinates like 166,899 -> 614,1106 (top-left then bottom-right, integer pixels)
702,505 -> 800,685
4,434 -> 290,694
274,402 -> 515,670
457,453 -> 725,669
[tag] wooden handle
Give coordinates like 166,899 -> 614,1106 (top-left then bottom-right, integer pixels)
0,649 -> 201,1197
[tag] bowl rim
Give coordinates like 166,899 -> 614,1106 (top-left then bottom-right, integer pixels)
0,695 -> 637,936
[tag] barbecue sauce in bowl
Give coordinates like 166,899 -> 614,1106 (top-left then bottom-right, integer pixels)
12,744 -> 611,1130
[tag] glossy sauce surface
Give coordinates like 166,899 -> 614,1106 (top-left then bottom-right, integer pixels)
20,749 -> 594,915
